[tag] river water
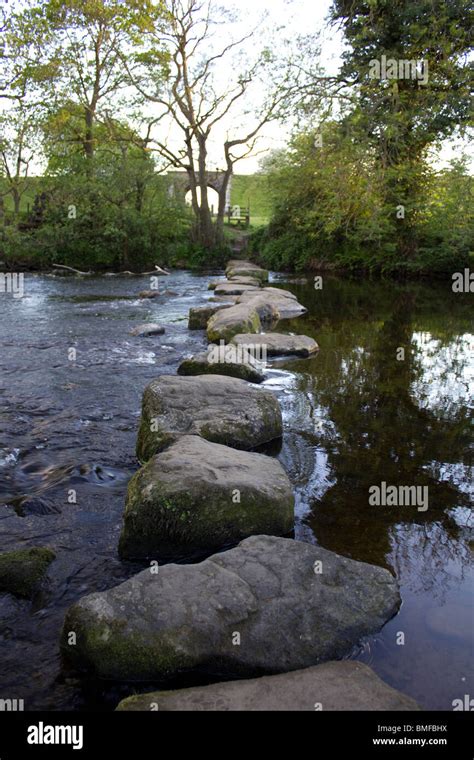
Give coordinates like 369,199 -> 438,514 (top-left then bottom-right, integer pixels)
0,271 -> 472,710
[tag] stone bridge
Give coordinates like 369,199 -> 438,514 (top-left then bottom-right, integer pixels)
167,171 -> 232,210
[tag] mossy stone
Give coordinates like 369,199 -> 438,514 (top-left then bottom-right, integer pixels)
0,547 -> 56,599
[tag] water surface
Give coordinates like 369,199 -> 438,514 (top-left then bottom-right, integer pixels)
0,272 -> 472,710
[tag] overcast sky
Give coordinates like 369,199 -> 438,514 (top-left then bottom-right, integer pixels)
202,0 -> 343,172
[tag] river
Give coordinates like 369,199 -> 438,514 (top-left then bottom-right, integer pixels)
0,271 -> 472,710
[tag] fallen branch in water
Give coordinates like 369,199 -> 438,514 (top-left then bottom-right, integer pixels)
52,264 -> 93,275
52,264 -> 170,276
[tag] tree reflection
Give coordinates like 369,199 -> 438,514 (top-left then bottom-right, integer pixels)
279,279 -> 472,585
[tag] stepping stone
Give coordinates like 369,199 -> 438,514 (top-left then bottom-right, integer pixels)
129,324 -> 165,337
207,302 -> 262,343
61,535 -> 400,681
136,374 -> 282,462
188,304 -> 230,330
178,346 -> 265,383
0,547 -> 56,599
210,277 -> 260,290
116,661 -> 420,711
138,290 -> 161,299
235,294 -> 281,324
225,261 -> 269,284
238,288 -> 307,319
231,333 -> 319,358
257,287 -> 298,301
227,276 -> 261,287
119,436 -> 294,560
208,296 -> 239,304
207,292 -> 303,342
215,283 -> 260,297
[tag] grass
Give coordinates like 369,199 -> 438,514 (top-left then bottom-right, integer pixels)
1,173 -> 271,231
230,175 -> 271,223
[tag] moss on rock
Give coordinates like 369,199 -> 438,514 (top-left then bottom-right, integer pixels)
0,547 -> 56,599
177,353 -> 265,383
119,436 -> 294,560
207,304 -> 261,343
226,267 -> 269,284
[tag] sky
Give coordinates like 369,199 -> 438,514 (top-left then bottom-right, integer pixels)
156,0 -> 344,174
202,0 -> 471,174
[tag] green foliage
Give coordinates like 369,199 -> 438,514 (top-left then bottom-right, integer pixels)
1,0 -> 472,273
331,0 -> 473,162
253,0 -> 473,274
1,159 -> 191,270
251,126 -> 473,274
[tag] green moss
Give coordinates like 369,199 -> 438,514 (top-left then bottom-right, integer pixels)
257,397 -> 283,440
207,308 -> 261,343
119,458 -> 293,561
178,358 -> 264,383
61,606 -> 195,681
0,547 -> 56,599
136,414 -> 175,464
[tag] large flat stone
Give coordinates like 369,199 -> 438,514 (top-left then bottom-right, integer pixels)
61,535 -> 400,681
225,261 -> 269,284
119,436 -> 294,560
207,302 -> 261,343
215,283 -> 260,297
136,374 -> 282,462
227,276 -> 261,287
231,333 -> 319,358
207,286 -> 305,342
116,661 -> 420,711
235,294 -> 281,325
208,296 -> 239,304
209,278 -> 260,290
238,288 -> 307,319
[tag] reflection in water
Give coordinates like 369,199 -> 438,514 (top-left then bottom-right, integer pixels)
274,279 -> 473,709
0,273 -> 472,710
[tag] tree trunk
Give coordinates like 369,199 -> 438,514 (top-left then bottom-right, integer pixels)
215,170 -> 232,246
12,187 -> 21,215
196,135 -> 214,249
84,106 -> 94,163
135,178 -> 145,213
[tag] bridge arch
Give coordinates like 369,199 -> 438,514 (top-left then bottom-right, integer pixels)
167,171 -> 232,211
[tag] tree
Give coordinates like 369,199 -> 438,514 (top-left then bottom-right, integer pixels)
0,103 -> 39,215
17,0 -> 167,166
330,0 -> 473,256
0,1 -> 54,103
124,0 -> 292,249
